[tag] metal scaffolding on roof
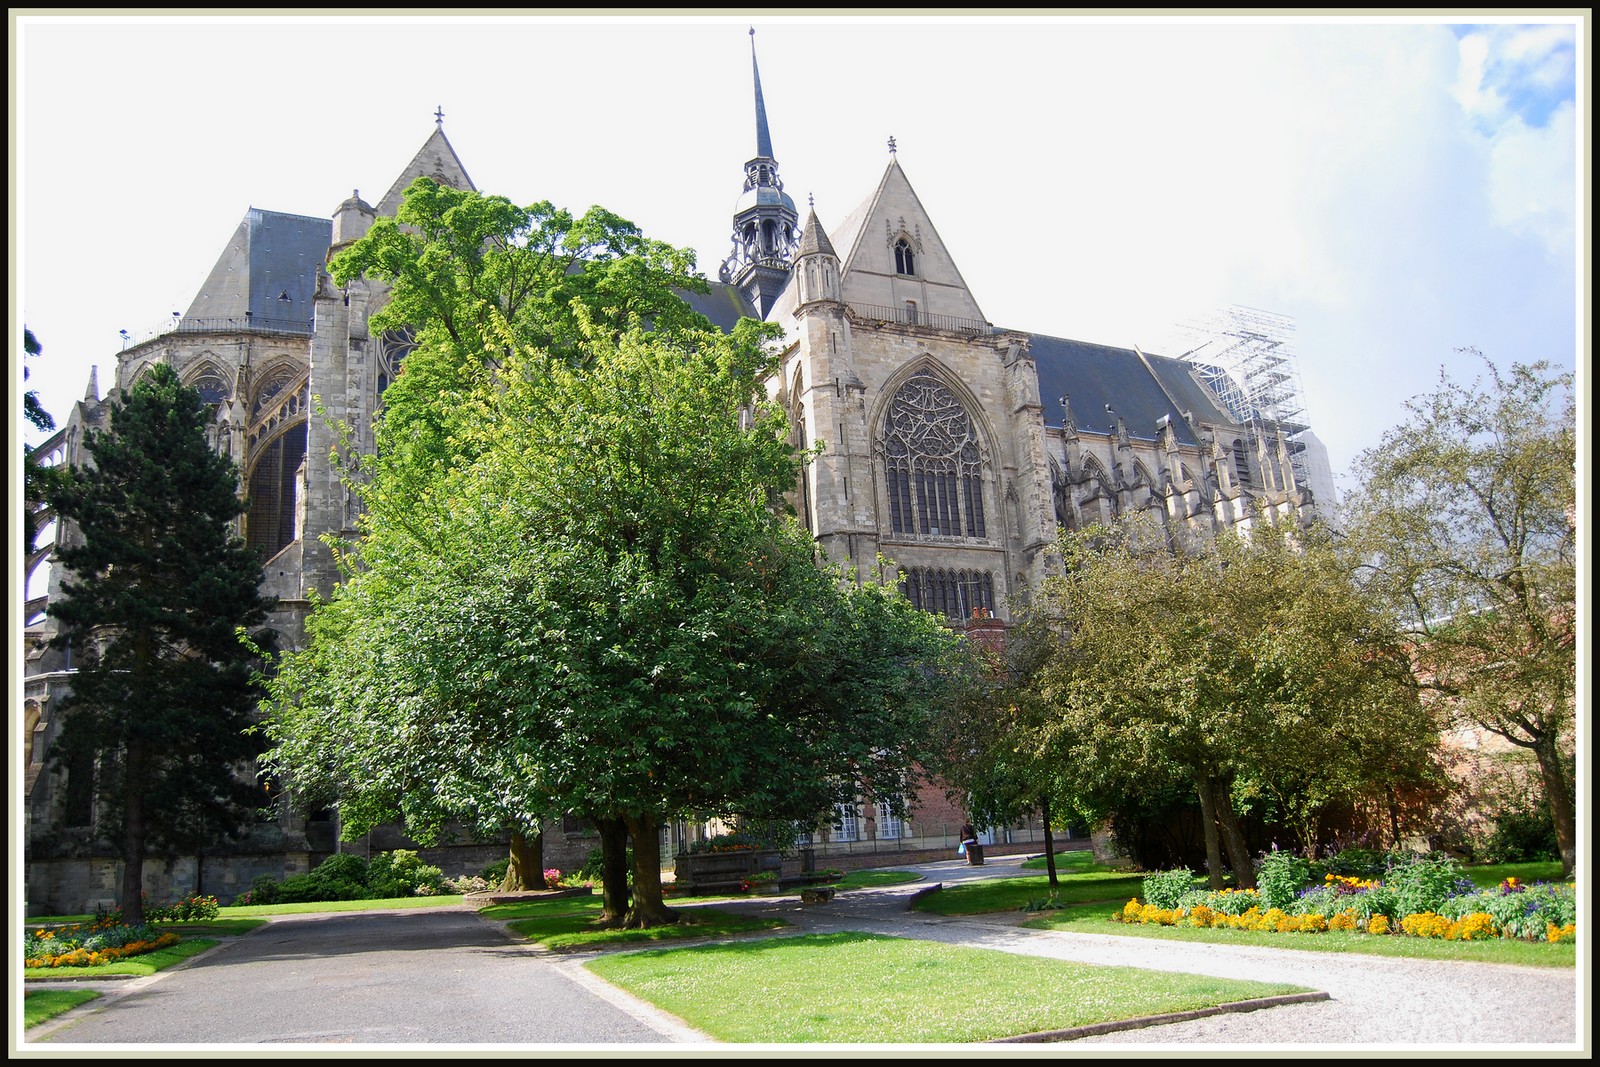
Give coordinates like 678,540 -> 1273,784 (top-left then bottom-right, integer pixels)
1174,305 -> 1307,436
1173,305 -> 1320,498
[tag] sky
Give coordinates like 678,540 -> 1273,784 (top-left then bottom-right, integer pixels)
13,12 -> 1585,503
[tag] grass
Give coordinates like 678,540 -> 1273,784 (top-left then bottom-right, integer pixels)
915,871 -> 1146,916
219,894 -> 467,918
1020,850 -> 1118,873
24,937 -> 219,979
660,867 -> 923,903
585,931 -> 1313,1043
824,868 -> 922,890
1463,861 -> 1566,887
25,989 -> 101,1029
480,896 -> 789,951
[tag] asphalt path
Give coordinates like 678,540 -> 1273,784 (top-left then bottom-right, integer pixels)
28,905 -> 697,1047
23,852 -> 1587,1053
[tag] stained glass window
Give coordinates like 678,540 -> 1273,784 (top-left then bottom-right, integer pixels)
883,373 -> 986,539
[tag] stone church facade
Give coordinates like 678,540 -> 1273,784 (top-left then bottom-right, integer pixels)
23,48 -> 1312,912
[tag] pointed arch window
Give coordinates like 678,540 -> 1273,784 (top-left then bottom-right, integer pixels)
186,369 -> 230,409
882,372 -> 986,539
253,366 -> 297,418
901,567 -> 995,621
377,328 -> 416,400
1232,439 -> 1255,489
894,238 -> 916,276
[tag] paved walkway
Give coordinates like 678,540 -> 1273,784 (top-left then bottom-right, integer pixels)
23,853 -> 1586,1052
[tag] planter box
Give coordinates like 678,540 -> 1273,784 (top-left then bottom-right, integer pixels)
673,849 -> 783,894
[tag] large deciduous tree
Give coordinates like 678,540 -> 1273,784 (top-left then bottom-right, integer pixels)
266,181 -> 956,927
1025,516 -> 1431,889
1345,354 -> 1577,878
45,363 -> 277,925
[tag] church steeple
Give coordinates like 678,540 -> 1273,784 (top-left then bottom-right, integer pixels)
718,27 -> 799,318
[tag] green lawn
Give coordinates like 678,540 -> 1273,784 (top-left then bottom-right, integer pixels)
915,872 -> 1147,915
585,931 -> 1314,1043
828,868 -> 922,890
1020,850 -> 1117,873
1463,861 -> 1566,888
24,938 -> 218,979
25,989 -> 101,1029
481,896 -> 789,951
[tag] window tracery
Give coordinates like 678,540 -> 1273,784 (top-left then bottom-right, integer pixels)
894,237 -> 916,275
882,373 -> 986,539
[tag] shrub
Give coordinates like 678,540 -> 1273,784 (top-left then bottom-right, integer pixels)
313,852 -> 370,887
1383,852 -> 1474,917
1478,803 -> 1560,864
1177,887 -> 1260,916
245,873 -> 282,906
145,893 -> 220,922
1141,868 -> 1198,910
366,849 -> 447,898
1312,846 -> 1388,881
479,857 -> 510,886
1256,850 -> 1311,911
1436,880 -> 1577,940
1287,884 -> 1342,918
543,868 -> 563,890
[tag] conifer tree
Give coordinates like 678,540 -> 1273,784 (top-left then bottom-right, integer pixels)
46,363 -> 277,924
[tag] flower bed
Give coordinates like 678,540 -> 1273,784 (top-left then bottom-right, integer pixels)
1113,862 -> 1576,944
24,916 -> 181,968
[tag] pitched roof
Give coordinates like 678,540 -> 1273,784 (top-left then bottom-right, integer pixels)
1026,333 -> 1236,446
376,127 -> 476,217
182,208 -> 332,328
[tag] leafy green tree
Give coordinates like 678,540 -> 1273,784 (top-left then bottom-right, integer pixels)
933,628 -> 1072,885
268,185 -> 957,927
23,327 -> 61,557
45,363 -> 277,925
305,178 -> 720,891
1026,516 -> 1430,889
1344,354 -> 1577,877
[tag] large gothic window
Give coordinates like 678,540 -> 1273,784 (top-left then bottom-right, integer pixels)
882,373 -> 987,539
901,567 -> 995,621
377,328 -> 415,399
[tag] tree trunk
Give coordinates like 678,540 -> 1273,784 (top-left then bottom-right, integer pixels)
622,814 -> 677,929
120,740 -> 148,926
501,828 -> 544,892
1531,732 -> 1577,880
1212,780 -> 1257,890
1039,796 -> 1058,888
1194,775 -> 1227,891
593,816 -> 631,928
1387,786 -> 1402,849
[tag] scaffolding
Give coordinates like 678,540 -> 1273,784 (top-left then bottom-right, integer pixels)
1172,305 -> 1317,495
1173,305 -> 1306,434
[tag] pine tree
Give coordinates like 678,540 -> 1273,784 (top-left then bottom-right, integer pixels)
46,363 -> 277,924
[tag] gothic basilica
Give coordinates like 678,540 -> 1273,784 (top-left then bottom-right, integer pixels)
23,41 -> 1315,912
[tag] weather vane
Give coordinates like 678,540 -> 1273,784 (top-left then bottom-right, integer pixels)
888,135 -> 897,155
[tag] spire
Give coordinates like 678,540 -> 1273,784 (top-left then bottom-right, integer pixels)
797,206 -> 836,259
719,27 -> 799,317
751,28 -> 773,159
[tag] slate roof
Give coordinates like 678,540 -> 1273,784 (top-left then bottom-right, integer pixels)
1025,333 -> 1236,446
183,208 -> 332,328
682,281 -> 761,332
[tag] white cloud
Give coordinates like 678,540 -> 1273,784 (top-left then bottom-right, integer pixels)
1485,102 -> 1577,257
